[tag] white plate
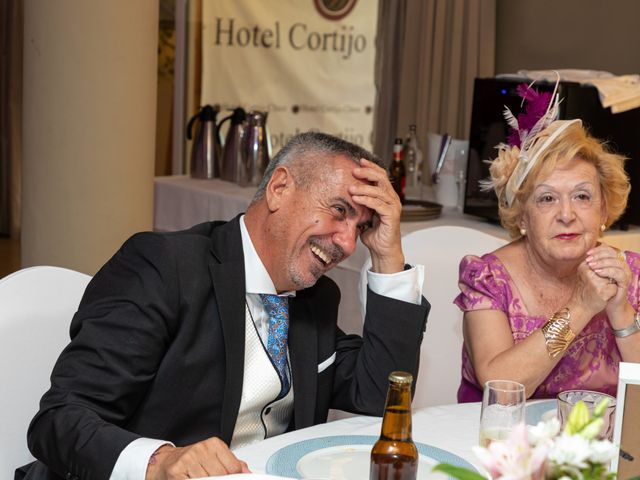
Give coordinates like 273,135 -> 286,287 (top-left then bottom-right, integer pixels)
541,408 -> 557,422
266,435 -> 477,479
192,475 -> 293,480
296,444 -> 440,480
526,399 -> 557,426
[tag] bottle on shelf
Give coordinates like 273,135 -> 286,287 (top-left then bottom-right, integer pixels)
389,138 -> 406,203
403,124 -> 425,196
370,371 -> 418,480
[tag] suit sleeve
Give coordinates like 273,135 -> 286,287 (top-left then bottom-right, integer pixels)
26,232 -> 181,480
330,287 -> 429,415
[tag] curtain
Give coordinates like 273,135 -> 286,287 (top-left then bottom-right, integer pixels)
0,0 -> 23,237
373,0 -> 496,161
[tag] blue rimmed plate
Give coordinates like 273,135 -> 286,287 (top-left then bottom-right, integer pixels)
526,399 -> 557,426
266,435 -> 477,479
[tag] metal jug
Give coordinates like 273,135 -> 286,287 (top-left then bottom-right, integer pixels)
186,105 -> 223,179
218,107 -> 248,184
243,111 -> 272,187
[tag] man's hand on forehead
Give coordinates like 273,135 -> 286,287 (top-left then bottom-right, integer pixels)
348,158 -> 404,274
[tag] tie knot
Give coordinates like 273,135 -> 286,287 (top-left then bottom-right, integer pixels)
260,294 -> 288,316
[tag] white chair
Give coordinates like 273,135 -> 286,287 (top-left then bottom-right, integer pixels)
0,266 -> 92,473
360,225 -> 508,408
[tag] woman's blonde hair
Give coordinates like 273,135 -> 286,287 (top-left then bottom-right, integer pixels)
488,121 -> 630,238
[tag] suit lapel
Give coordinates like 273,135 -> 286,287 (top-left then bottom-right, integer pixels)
208,217 -> 246,444
289,293 -> 318,428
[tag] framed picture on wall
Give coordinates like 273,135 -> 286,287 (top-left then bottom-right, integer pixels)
612,361 -> 640,477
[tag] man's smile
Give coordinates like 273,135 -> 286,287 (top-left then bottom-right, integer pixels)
310,243 -> 331,265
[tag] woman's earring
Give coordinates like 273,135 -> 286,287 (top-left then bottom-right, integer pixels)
520,227 -> 526,237
600,224 -> 606,232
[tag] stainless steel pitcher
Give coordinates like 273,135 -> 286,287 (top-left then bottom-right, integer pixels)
186,105 -> 223,179
218,107 -> 247,184
243,111 -> 272,187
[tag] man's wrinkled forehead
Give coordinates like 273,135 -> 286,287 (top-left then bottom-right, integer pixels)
331,195 -> 373,229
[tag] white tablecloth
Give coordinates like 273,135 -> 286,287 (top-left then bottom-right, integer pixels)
154,176 -> 256,231
232,402 -> 483,476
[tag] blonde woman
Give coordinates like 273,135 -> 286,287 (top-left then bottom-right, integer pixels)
455,87 -> 640,401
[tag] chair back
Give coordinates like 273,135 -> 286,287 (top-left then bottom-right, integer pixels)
0,266 -> 91,472
360,225 -> 507,408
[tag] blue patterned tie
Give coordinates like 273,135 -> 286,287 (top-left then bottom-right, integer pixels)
259,294 -> 290,397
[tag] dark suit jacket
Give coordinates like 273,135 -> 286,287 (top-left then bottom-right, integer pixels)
21,216 -> 429,480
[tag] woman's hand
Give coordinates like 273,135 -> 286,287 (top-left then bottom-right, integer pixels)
584,243 -> 631,318
568,253 -> 617,318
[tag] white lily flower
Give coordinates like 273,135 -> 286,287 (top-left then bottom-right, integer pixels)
548,434 -> 590,468
587,439 -> 618,464
472,424 -> 548,479
528,418 -> 560,446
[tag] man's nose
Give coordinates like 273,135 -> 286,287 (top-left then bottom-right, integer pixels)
333,221 -> 358,258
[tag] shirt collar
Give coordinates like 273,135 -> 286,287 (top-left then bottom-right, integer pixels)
240,215 -> 295,297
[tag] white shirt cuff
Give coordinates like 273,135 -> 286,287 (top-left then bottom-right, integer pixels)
366,264 -> 424,305
109,437 -> 174,480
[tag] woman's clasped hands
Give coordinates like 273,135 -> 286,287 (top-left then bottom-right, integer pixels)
577,244 -> 632,319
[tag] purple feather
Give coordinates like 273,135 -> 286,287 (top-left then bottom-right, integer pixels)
507,84 -> 552,148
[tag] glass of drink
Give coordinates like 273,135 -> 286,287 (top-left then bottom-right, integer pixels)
479,380 -> 526,447
557,390 -> 616,441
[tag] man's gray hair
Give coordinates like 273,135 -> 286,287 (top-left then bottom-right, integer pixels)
252,131 -> 384,203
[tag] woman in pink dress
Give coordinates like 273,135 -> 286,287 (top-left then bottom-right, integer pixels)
455,85 -> 640,402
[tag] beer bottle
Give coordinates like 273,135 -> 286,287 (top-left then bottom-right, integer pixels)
370,371 -> 418,480
389,138 -> 406,203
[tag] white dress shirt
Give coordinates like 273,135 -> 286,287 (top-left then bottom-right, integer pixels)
109,216 -> 423,479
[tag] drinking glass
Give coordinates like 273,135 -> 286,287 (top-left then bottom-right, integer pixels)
479,380 -> 526,447
557,390 -> 616,441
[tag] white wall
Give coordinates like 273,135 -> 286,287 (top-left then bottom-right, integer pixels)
22,1 -> 158,274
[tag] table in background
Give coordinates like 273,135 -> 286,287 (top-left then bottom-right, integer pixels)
154,176 -> 256,231
233,402 -> 483,475
154,175 -> 640,334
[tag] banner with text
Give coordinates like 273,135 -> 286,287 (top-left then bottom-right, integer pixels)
201,0 -> 378,153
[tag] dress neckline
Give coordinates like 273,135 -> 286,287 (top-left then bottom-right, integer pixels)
480,252 -> 544,320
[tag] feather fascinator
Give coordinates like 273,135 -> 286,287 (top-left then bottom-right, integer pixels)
484,75 -> 582,207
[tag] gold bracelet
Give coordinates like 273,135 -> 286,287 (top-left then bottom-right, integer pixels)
541,307 -> 576,358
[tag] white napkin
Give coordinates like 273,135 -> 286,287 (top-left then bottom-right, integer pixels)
516,69 -> 640,114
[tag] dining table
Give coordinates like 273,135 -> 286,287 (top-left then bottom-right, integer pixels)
229,399 -> 556,479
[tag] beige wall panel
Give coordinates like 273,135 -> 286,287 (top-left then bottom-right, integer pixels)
22,0 -> 158,274
496,0 -> 640,75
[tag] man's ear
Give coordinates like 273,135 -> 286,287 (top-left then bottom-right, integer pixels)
265,166 -> 293,212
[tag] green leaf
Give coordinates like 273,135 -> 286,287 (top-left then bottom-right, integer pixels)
432,463 -> 487,480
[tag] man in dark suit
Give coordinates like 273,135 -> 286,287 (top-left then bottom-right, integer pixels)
21,132 -> 429,480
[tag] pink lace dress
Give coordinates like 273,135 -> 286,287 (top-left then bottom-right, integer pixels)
454,251 -> 640,403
